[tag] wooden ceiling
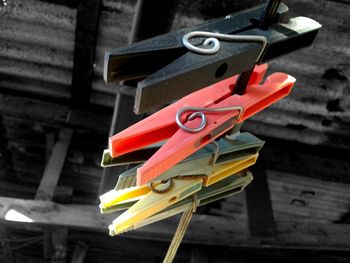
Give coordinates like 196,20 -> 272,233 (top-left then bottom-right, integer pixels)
0,0 -> 349,262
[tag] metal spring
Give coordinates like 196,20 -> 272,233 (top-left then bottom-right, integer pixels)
176,106 -> 243,133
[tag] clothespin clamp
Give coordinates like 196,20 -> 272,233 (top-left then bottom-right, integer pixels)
104,2 -> 320,114
113,132 -> 264,190
102,170 -> 253,235
99,3 -> 321,259
108,64 -> 295,186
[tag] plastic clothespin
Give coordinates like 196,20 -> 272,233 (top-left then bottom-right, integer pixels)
100,152 -> 256,213
107,171 -> 253,235
99,148 -> 257,233
108,64 -> 295,186
114,132 -> 264,190
103,2 -> 320,114
102,177 -> 203,235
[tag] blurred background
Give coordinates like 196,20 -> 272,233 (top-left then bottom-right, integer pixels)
0,0 -> 349,262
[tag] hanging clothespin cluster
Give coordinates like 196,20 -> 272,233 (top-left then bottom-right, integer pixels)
99,0 -> 320,260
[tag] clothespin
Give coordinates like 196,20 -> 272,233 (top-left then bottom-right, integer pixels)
104,3 -> 320,114
100,151 -> 256,213
100,131 -> 259,233
114,132 -> 264,189
106,171 -> 253,235
108,64 -> 295,186
101,177 -> 204,234
100,1 -> 321,250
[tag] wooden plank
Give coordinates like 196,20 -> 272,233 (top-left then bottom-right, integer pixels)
0,254 -> 47,263
0,203 -> 14,263
130,0 -> 180,42
71,0 -> 102,107
268,171 -> 350,223
71,241 -> 89,263
190,247 -> 208,263
0,114 -> 16,181
245,158 -> 276,237
1,197 -> 350,250
35,128 -> 73,201
52,228 -> 68,263
43,227 -> 53,260
0,94 -> 111,134
38,0 -> 78,8
35,128 -> 72,261
263,139 -> 350,184
0,226 -> 14,263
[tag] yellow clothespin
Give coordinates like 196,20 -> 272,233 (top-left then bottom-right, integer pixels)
203,153 -> 258,186
103,177 -> 203,235
100,152 -> 258,215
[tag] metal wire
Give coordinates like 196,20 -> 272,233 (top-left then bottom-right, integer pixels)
148,179 -> 173,193
176,106 -> 243,133
182,31 -> 267,61
178,31 -> 265,133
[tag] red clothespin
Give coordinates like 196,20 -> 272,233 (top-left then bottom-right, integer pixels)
109,64 -> 295,185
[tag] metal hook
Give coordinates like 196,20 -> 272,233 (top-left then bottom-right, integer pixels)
148,179 -> 173,194
176,106 -> 243,133
182,31 -> 267,61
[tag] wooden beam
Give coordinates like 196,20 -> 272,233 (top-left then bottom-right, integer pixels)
71,0 -> 102,108
71,241 -> 89,263
0,94 -> 111,134
0,114 -> 16,182
0,226 -> 14,263
0,203 -> 14,263
190,247 -> 208,263
0,254 -> 47,263
37,0 -> 78,8
1,197 -> 350,251
35,128 -> 73,201
52,228 -> 69,263
245,157 -> 276,237
130,0 -> 180,42
35,128 -> 72,262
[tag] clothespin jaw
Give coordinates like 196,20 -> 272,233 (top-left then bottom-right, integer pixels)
109,177 -> 203,235
106,171 -> 253,235
108,64 -> 267,159
104,2 -> 320,114
203,153 -> 258,186
106,65 -> 293,187
101,141 -> 163,167
116,133 -> 263,190
135,72 -> 295,186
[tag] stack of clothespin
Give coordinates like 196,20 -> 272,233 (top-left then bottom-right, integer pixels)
99,0 -> 320,261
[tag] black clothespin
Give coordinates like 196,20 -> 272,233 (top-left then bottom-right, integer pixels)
104,1 -> 321,114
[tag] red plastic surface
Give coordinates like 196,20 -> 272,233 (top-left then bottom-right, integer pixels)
108,64 -> 268,158
136,72 -> 295,185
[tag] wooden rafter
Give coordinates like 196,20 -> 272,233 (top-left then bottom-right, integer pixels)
0,115 -> 16,181
245,157 -> 276,237
71,0 -> 102,108
1,196 -> 350,251
0,94 -> 111,134
35,128 -> 73,262
35,128 -> 73,200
